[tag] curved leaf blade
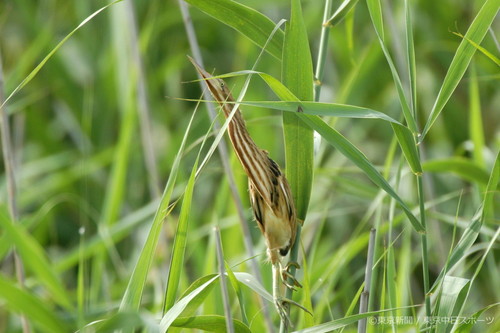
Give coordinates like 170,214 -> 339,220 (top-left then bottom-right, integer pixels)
184,0 -> 284,59
159,275 -> 219,332
297,115 -> 424,232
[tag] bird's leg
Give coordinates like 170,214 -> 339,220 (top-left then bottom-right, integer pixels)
273,262 -> 312,328
273,263 -> 292,328
280,261 -> 303,291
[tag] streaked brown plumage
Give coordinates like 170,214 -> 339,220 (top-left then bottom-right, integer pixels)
189,57 -> 298,265
189,57 -> 306,325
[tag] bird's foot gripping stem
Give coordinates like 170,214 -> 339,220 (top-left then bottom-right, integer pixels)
280,261 -> 303,291
272,263 -> 311,328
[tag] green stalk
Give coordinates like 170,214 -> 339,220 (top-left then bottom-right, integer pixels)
314,0 -> 333,102
417,174 -> 431,320
405,0 -> 431,322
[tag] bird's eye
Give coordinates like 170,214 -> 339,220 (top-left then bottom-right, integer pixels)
220,82 -> 225,88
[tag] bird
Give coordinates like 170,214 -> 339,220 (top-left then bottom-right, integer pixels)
189,56 -> 307,326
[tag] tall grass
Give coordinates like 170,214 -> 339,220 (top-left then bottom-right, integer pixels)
0,0 -> 499,332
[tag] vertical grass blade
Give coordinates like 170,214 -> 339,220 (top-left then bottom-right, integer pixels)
225,263 -> 249,325
365,0 -> 416,133
119,107 -> 198,311
404,0 -> 417,115
214,227 -> 234,333
159,276 -> 220,332
468,65 -> 485,167
298,245 -> 314,328
314,0 -> 333,101
164,154 -> 199,312
421,0 -> 500,139
435,276 -> 470,333
282,0 -> 315,219
366,0 -> 384,41
281,0 -> 314,329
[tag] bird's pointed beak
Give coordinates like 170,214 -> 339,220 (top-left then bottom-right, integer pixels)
187,55 -> 224,101
187,55 -> 212,81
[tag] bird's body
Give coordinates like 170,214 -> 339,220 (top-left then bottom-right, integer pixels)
189,57 -> 306,326
189,57 -> 298,265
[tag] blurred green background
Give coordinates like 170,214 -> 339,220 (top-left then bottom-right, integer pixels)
0,0 -> 499,332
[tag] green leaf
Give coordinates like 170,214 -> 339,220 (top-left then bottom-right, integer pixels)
482,151 -> 500,218
366,0 -> 416,134
405,0 -> 417,115
299,245 -> 314,327
468,65 -> 486,167
178,274 -> 219,318
226,99 -> 402,124
391,123 -> 421,174
421,0 -> 500,139
171,315 -> 252,333
225,263 -> 248,325
233,272 -> 273,302
280,1 -> 315,325
159,275 -> 219,332
0,274 -> 69,333
184,0 -> 284,59
296,115 -> 424,232
366,0 -> 384,41
0,206 -> 73,309
164,156 -> 199,312
282,0 -> 315,220
436,276 -> 470,333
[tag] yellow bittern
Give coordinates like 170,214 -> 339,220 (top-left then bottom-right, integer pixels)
189,57 -> 305,324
